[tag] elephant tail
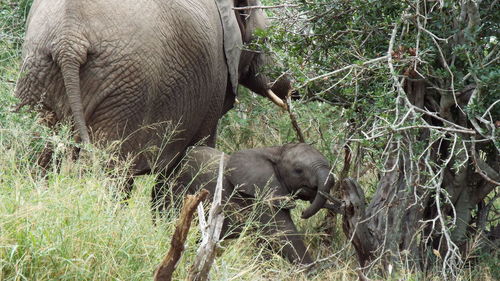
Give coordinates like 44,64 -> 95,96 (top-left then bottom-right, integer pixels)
51,35 -> 91,144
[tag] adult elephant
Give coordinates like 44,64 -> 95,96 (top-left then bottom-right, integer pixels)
158,144 -> 338,264
15,0 -> 290,190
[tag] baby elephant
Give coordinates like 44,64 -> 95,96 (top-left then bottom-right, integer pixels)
153,143 -> 335,265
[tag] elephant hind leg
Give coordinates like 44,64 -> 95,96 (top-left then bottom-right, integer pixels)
151,179 -> 169,222
36,118 -> 81,177
258,209 -> 313,265
150,171 -> 186,223
189,122 -> 218,148
37,140 -> 54,176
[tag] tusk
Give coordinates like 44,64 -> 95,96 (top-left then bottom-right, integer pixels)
266,89 -> 287,110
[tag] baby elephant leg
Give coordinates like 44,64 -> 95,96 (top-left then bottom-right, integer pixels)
258,209 -> 313,265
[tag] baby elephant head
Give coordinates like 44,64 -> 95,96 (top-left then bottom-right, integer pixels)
227,143 -> 335,219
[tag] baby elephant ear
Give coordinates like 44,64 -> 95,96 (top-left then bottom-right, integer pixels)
227,147 -> 295,209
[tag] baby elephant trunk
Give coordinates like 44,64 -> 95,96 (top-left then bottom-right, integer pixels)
301,167 -> 334,219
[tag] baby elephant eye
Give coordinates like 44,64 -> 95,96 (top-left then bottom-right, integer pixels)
294,168 -> 303,174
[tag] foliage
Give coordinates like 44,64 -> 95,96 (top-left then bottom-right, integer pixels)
259,0 -> 499,279
262,0 -> 498,145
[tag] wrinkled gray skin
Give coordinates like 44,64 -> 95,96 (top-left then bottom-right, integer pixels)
156,143 -> 335,265
15,0 -> 291,191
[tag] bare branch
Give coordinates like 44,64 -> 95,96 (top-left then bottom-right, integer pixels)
188,155 -> 225,281
411,106 -> 472,131
470,138 -> 500,187
154,190 -> 209,281
349,124 -> 474,142
481,99 -> 500,119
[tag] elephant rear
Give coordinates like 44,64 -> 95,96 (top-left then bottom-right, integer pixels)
16,0 -> 91,140
16,0 -> 228,175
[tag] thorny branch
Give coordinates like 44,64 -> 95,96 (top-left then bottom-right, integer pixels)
299,55 -> 389,89
470,137 -> 500,187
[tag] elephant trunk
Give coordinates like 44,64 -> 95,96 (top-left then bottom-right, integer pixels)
301,167 -> 334,219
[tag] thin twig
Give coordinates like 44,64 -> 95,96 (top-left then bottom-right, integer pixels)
233,4 -> 299,11
285,95 -> 305,143
470,137 -> 500,186
299,55 -> 389,88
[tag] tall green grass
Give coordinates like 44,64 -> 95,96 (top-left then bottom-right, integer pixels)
0,109 -> 354,281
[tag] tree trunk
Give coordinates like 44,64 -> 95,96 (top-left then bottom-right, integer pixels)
341,40 -> 498,277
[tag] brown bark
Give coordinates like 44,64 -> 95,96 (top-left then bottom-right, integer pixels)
341,178 -> 376,267
154,189 -> 209,281
341,78 -> 431,273
343,146 -> 426,267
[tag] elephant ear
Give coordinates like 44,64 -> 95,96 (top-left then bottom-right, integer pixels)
215,0 -> 243,95
227,147 -> 295,209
